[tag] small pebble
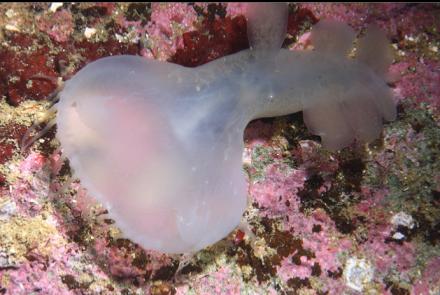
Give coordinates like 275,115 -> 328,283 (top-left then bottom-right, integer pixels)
49,2 -> 63,13
84,27 -> 97,39
344,257 -> 374,292
391,211 -> 415,229
0,199 -> 17,221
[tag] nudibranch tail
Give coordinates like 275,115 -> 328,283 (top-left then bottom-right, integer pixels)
300,19 -> 396,150
357,24 -> 394,78
245,3 -> 288,56
356,25 -> 397,123
310,19 -> 356,56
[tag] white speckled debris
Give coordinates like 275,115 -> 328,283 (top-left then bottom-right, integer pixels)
49,2 -> 63,13
391,211 -> 415,229
0,198 -> 17,221
344,257 -> 374,292
84,27 -> 97,39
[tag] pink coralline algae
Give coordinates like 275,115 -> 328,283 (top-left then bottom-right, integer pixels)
143,3 -> 199,61
391,59 -> 440,109
0,3 -> 440,295
413,257 -> 440,294
248,150 -> 353,292
250,165 -> 307,214
36,9 -> 74,43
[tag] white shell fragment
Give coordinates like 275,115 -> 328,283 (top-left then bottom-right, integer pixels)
391,211 -> 415,229
344,257 -> 375,292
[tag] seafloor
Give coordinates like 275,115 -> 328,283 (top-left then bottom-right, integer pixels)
0,3 -> 439,295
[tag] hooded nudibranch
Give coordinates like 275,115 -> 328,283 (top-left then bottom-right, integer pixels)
55,3 -> 396,253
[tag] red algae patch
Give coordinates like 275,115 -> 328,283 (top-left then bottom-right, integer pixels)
0,34 -> 59,106
170,7 -> 248,67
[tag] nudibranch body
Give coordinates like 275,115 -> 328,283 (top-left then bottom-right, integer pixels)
55,3 -> 396,253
